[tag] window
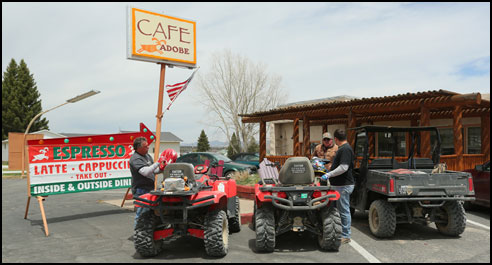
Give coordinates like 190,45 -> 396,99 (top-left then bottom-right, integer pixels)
467,127 -> 481,154
180,154 -> 197,164
355,132 -> 366,157
436,128 -> 454,155
244,154 -> 259,162
377,132 -> 406,157
430,128 -> 467,155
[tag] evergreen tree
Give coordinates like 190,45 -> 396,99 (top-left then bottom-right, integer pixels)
247,136 -> 259,153
2,59 -> 48,140
227,132 -> 241,158
197,130 -> 210,152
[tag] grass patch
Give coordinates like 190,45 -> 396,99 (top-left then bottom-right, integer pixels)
232,171 -> 259,186
2,173 -> 25,179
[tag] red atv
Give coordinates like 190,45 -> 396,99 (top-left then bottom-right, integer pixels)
133,161 -> 241,257
254,157 -> 342,252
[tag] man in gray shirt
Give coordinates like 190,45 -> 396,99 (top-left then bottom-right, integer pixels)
130,137 -> 166,228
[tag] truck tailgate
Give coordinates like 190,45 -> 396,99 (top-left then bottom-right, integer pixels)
369,169 -> 474,197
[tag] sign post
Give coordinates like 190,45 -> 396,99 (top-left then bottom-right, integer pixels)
153,63 -> 167,181
126,6 -> 197,189
24,123 -> 155,236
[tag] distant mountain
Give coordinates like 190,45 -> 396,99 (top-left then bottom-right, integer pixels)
182,140 -> 228,147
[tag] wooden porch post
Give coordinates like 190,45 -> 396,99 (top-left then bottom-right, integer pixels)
293,118 -> 300,156
260,120 -> 266,162
322,124 -> 328,134
420,105 -> 431,158
453,106 -> 464,171
303,115 -> 311,157
367,121 -> 374,157
348,109 -> 357,148
481,113 -> 490,161
410,119 -> 418,157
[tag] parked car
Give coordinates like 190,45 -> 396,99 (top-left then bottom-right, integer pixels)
463,160 -> 490,208
230,152 -> 260,168
176,152 -> 257,178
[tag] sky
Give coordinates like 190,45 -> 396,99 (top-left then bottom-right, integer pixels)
2,2 -> 490,144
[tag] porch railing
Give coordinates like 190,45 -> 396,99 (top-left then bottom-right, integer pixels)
266,154 -> 488,171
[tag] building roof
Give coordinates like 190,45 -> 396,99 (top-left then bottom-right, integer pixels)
240,89 -> 489,124
4,130 -> 182,144
119,130 -> 182,143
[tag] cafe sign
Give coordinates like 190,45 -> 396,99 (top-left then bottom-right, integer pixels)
127,6 -> 197,68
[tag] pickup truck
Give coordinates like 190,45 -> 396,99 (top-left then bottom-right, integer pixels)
350,126 -> 475,237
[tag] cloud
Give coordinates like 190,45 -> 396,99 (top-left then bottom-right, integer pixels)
2,2 -> 490,143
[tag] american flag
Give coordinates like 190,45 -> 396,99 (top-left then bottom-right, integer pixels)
165,69 -> 198,108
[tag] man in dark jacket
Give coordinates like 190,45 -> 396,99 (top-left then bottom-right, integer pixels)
321,129 -> 355,244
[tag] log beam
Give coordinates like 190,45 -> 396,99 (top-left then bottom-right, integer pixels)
293,118 -> 300,156
453,106 -> 464,170
260,120 -> 266,162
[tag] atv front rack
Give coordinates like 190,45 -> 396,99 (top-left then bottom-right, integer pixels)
134,193 -> 215,224
260,185 -> 337,211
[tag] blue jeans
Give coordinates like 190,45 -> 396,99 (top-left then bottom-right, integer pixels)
134,188 -> 150,229
331,185 -> 354,239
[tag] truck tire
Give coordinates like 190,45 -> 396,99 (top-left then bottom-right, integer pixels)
255,204 -> 275,252
318,206 -> 342,251
134,210 -> 163,257
204,210 -> 229,257
369,200 -> 396,238
229,196 -> 241,233
435,201 -> 466,236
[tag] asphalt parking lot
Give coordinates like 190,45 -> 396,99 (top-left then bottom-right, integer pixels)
2,177 -> 490,263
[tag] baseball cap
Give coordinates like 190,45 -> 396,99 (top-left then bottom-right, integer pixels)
322,132 -> 333,140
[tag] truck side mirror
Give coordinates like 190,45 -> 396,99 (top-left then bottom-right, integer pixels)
475,165 -> 483,171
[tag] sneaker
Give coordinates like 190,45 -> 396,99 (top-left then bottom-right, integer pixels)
341,238 -> 351,244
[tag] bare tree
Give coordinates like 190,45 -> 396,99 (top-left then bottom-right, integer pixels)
197,50 -> 287,152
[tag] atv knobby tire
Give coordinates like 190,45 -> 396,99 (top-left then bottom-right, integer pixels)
435,201 -> 466,236
204,210 -> 229,257
229,196 -> 241,233
134,209 -> 163,257
255,204 -> 275,252
318,206 -> 342,251
369,200 -> 396,238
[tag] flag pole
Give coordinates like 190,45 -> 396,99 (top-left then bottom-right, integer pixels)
153,63 -> 167,190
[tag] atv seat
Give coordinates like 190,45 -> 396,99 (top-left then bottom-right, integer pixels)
278,157 -> 314,185
161,163 -> 196,186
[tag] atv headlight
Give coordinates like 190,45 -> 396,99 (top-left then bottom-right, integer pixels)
163,178 -> 185,191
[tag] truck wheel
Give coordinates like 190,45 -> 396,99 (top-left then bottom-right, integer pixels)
204,210 -> 229,257
435,201 -> 466,236
318,206 -> 342,251
255,204 -> 275,252
229,196 -> 241,233
369,200 -> 396,238
134,210 -> 163,257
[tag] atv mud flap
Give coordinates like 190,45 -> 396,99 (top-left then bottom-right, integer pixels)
134,194 -> 215,224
